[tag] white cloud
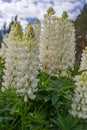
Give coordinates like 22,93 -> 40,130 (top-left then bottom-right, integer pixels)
0,0 -> 87,29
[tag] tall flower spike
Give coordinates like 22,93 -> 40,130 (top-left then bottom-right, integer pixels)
55,11 -> 76,76
39,7 -> 58,76
39,8 -> 76,76
1,21 -> 23,94
70,47 -> 87,119
1,21 -> 39,102
15,22 -> 39,102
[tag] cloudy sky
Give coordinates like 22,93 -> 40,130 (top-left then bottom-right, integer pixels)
0,0 -> 87,29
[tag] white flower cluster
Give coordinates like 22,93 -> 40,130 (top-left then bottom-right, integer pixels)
70,47 -> 87,119
1,21 -> 39,102
39,8 -> 76,77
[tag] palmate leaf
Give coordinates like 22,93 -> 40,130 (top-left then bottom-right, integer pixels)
50,77 -> 74,94
10,105 -> 17,115
50,114 -> 79,130
0,107 -> 11,114
68,66 -> 87,76
72,125 -> 85,130
0,116 -> 14,122
50,79 -> 63,89
58,84 -> 74,93
38,86 -> 57,92
44,95 -> 51,102
50,115 -> 66,130
65,115 -> 78,130
52,92 -> 60,105
0,102 -> 13,114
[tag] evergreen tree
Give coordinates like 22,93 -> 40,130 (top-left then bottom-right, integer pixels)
1,15 -> 18,35
6,15 -> 18,33
2,22 -> 7,35
75,4 -> 87,65
0,31 -> 3,48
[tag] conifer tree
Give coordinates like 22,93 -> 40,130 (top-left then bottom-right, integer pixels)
0,31 -> 2,48
6,15 -> 18,33
75,4 -> 87,65
2,22 -> 7,35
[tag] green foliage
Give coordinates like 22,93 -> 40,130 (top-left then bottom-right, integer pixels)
75,4 -> 87,65
68,65 -> 87,77
75,4 -> 87,35
0,66 -> 87,130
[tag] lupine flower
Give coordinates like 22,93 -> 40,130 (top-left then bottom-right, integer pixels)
70,47 -> 87,119
39,7 -> 58,76
56,11 -> 76,76
39,8 -> 76,77
1,21 -> 39,102
1,21 -> 23,91
16,22 -> 39,102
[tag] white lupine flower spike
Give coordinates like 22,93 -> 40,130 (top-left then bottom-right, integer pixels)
1,21 -> 23,91
1,21 -> 39,102
39,8 -> 76,77
70,47 -> 87,119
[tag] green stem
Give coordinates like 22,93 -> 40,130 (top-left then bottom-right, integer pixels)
9,114 -> 19,130
21,102 -> 27,130
12,119 -> 21,129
